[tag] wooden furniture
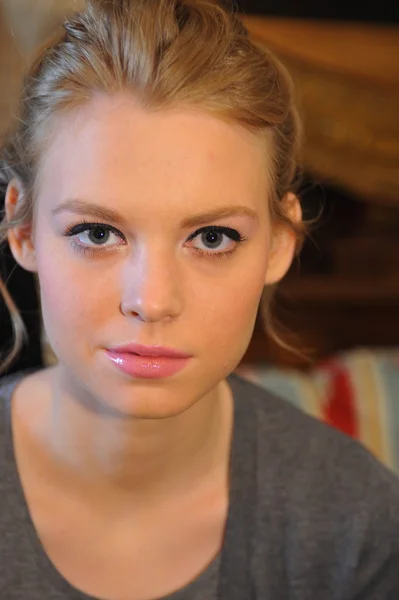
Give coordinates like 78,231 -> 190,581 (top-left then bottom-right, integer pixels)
243,17 -> 399,206
242,18 -> 399,368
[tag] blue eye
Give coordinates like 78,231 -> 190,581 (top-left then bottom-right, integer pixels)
187,226 -> 247,260
75,225 -> 119,246
64,222 -> 247,260
64,221 -> 126,255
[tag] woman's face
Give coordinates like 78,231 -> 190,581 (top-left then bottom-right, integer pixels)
14,93 -> 295,417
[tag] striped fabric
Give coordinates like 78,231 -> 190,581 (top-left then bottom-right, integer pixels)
234,348 -> 399,474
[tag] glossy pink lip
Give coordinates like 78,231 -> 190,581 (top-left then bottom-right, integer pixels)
104,344 -> 192,379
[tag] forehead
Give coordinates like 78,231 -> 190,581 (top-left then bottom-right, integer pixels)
36,93 -> 271,217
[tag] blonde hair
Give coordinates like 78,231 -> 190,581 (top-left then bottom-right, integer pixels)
0,0 -> 306,373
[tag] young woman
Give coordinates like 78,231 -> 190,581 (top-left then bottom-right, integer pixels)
1,1 -> 398,599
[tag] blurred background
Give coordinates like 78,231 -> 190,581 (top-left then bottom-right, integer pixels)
0,0 -> 398,375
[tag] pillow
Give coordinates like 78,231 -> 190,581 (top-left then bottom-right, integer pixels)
235,348 -> 399,474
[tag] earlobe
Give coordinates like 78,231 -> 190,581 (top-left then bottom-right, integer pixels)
5,180 -> 37,273
264,193 -> 302,286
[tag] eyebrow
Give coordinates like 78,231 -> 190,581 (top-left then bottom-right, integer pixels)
52,199 -> 259,228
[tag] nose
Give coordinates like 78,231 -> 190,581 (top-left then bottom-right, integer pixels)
119,247 -> 184,323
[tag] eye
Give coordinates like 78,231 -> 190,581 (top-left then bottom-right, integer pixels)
65,222 -> 126,249
187,226 -> 247,258
64,221 -> 247,260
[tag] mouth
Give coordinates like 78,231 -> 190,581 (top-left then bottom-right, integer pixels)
104,347 -> 192,379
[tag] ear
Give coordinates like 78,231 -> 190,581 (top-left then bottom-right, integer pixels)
5,179 -> 37,273
264,192 -> 302,286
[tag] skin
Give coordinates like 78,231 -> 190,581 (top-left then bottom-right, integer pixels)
6,92 -> 300,599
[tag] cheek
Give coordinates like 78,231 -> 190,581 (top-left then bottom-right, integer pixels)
38,261 -> 85,354
194,259 -> 267,361
35,249 -> 119,353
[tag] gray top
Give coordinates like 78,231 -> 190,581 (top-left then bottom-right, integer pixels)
1,370 -> 399,600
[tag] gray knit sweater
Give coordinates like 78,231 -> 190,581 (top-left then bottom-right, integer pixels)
1,370 -> 399,599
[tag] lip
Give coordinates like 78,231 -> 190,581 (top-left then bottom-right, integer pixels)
104,349 -> 191,379
106,343 -> 192,359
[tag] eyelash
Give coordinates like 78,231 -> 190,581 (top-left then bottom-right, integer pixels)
64,220 -> 248,261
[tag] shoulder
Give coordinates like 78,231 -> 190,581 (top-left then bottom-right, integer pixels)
229,373 -> 399,597
0,367 -> 51,397
0,367 -> 41,398
0,371 -> 26,418
230,372 -> 399,498
0,368 -> 49,427
0,370 -> 27,407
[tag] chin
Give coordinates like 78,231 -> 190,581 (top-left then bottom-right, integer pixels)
96,384 -> 202,420
68,365 -> 199,420
59,351 -> 224,420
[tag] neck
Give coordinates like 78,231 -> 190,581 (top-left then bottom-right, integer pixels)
43,367 -> 233,509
